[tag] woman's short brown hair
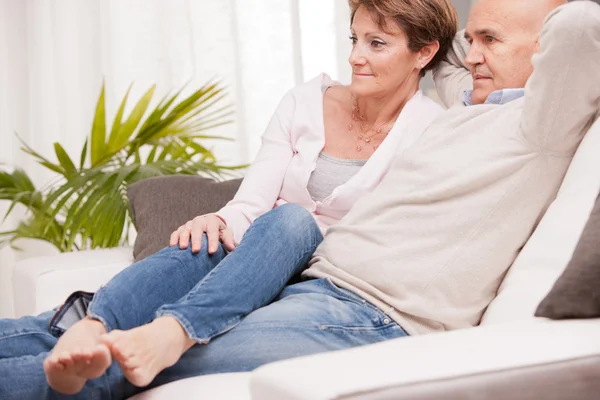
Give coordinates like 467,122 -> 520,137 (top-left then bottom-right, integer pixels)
349,0 -> 458,77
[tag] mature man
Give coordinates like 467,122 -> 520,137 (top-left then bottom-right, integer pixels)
1,0 -> 599,399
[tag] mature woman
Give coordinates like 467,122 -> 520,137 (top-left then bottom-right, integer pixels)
0,1 -> 458,399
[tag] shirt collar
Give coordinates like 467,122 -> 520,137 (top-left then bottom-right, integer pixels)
463,89 -> 525,106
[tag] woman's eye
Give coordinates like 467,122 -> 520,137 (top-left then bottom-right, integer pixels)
370,40 -> 385,48
349,36 -> 357,45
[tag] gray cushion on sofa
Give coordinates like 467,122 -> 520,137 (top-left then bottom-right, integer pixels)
128,175 -> 242,261
535,192 -> 600,319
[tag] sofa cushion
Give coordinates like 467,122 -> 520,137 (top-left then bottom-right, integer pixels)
342,356 -> 600,400
128,176 -> 242,261
535,192 -> 600,319
250,319 -> 600,400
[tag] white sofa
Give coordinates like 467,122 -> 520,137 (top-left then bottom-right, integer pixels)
7,117 -> 600,399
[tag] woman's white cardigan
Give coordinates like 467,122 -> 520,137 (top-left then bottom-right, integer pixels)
217,74 -> 443,243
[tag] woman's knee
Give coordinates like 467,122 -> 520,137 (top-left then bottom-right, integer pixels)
258,204 -> 320,237
273,203 -> 311,219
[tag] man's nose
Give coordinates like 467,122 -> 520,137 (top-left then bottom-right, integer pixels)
465,43 -> 484,68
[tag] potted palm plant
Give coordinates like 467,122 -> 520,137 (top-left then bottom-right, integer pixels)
0,81 -> 240,252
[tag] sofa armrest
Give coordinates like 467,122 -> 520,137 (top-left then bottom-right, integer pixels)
13,247 -> 133,317
250,319 -> 600,400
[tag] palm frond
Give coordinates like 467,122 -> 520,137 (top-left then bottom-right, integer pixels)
7,80 -> 241,252
90,82 -> 107,167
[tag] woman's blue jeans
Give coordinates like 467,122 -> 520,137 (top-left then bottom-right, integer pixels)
82,202 -> 324,343
0,279 -> 407,400
0,204 -> 408,399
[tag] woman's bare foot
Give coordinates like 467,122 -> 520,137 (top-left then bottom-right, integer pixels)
43,317 -> 111,394
101,316 -> 195,387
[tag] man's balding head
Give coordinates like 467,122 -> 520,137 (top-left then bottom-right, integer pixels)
464,0 -> 566,104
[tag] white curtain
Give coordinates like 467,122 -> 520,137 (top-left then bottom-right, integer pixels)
0,0 -> 353,175
0,0 -> 353,231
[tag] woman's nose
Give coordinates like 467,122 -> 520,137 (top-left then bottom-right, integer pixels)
348,44 -> 367,67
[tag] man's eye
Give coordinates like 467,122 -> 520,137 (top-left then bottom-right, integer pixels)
485,35 -> 496,43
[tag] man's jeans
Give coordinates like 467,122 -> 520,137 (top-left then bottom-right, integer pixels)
0,204 -> 408,399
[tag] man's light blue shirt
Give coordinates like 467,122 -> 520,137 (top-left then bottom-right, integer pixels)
463,89 -> 525,106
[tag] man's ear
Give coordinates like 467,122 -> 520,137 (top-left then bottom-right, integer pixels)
418,40 -> 441,68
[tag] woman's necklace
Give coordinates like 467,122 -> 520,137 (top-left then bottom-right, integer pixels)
347,96 -> 392,152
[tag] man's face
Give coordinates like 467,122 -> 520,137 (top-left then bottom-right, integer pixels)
464,0 -> 564,105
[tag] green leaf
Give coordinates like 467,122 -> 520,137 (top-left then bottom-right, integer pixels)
54,143 -> 77,174
146,145 -> 158,164
3,199 -> 22,222
79,138 -> 88,169
91,82 -> 107,167
60,180 -> 99,240
157,142 -> 173,161
0,168 -> 36,192
118,86 -> 155,145
131,82 -> 230,148
17,134 -> 64,174
108,85 -> 154,155
107,84 -> 132,151
61,172 -> 120,249
139,88 -> 184,133
39,161 -> 66,175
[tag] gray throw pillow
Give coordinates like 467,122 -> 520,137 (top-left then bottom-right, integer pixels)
127,176 -> 242,261
535,193 -> 600,319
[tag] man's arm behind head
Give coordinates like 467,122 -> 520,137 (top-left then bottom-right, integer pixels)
520,1 -> 600,154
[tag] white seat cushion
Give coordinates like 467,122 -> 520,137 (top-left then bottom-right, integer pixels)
251,319 -> 600,400
128,372 -> 251,400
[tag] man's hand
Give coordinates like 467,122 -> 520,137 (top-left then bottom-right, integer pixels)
170,214 -> 236,254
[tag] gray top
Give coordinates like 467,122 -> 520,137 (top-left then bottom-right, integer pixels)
307,152 -> 367,202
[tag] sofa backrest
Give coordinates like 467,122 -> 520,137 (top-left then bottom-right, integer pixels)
481,116 -> 600,325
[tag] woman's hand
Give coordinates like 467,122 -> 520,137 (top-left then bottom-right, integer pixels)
170,214 -> 236,254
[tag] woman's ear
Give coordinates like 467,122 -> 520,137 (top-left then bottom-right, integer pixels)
417,40 -> 440,69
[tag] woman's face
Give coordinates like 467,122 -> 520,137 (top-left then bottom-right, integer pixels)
349,6 -> 420,98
